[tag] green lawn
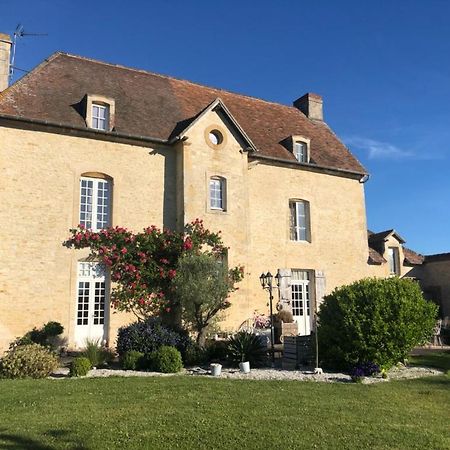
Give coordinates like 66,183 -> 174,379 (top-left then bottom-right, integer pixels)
0,375 -> 449,449
409,350 -> 450,372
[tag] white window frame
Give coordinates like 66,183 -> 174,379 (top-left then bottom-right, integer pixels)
290,200 -> 310,242
388,247 -> 400,275
209,177 -> 226,211
290,269 -> 312,336
80,176 -> 111,231
92,103 -> 109,131
294,141 -> 308,163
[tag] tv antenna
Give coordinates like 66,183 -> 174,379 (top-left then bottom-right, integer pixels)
9,24 -> 47,82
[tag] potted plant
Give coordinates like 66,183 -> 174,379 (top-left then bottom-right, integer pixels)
227,331 -> 267,372
210,362 -> 222,376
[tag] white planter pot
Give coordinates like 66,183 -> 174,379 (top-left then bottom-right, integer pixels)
239,361 -> 250,373
210,363 -> 222,377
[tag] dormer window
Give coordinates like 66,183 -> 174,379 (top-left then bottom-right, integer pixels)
285,136 -> 310,163
84,94 -> 115,131
294,141 -> 308,163
388,247 -> 400,275
92,104 -> 109,131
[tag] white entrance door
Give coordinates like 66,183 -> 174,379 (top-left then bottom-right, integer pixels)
74,262 -> 109,348
291,270 -> 311,336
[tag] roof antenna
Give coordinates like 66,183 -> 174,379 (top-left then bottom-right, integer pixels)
9,23 -> 47,83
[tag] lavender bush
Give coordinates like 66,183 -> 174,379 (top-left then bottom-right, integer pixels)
116,318 -> 191,357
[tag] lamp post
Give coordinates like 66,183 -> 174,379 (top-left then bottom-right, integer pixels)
259,271 -> 280,365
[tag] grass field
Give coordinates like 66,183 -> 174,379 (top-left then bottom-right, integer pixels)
409,349 -> 450,372
0,373 -> 449,450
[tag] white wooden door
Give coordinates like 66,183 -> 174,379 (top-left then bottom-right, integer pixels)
74,262 -> 108,348
291,270 -> 311,336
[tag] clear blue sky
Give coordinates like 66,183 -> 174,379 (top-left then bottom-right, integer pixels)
2,1 -> 449,255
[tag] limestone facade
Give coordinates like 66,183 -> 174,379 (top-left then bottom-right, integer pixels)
0,106 -> 372,352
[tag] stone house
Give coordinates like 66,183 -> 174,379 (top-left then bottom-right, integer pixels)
0,34 -> 447,351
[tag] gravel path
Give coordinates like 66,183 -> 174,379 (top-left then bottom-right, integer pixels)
51,365 -> 443,383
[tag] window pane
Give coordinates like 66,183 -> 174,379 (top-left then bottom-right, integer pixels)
92,104 -> 108,130
210,178 -> 223,209
80,177 -> 111,230
96,180 -> 110,229
80,179 -> 93,228
290,200 -> 309,241
294,142 -> 307,162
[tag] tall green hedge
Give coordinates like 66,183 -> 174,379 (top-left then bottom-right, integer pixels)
318,277 -> 438,370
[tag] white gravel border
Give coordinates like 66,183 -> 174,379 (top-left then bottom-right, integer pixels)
50,365 -> 443,383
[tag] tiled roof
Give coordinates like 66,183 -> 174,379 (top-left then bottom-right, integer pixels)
403,247 -> 424,265
424,252 -> 450,263
367,230 -> 424,266
0,53 -> 367,175
368,247 -> 386,265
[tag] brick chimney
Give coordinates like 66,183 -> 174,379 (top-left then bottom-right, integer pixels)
0,33 -> 12,92
293,93 -> 323,121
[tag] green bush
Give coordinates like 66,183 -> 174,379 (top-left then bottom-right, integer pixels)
121,351 -> 145,370
43,321 -> 64,337
82,339 -> 114,367
149,346 -> 183,373
205,340 -> 229,363
69,357 -> 92,377
0,344 -> 59,379
182,342 -> 207,366
227,332 -> 267,367
10,321 -> 64,350
318,277 -> 438,370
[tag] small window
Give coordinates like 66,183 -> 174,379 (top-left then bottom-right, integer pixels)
294,141 -> 308,163
208,130 -> 223,146
209,177 -> 226,211
388,247 -> 400,275
80,176 -> 112,230
92,104 -> 109,131
290,200 -> 310,242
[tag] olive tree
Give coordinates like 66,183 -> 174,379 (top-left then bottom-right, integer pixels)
173,254 -> 243,347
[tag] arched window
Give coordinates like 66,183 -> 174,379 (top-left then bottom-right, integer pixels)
209,176 -> 226,211
79,174 -> 112,230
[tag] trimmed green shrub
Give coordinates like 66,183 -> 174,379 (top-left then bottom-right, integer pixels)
69,357 -> 92,377
0,344 -> 59,379
149,346 -> 183,373
43,321 -> 64,337
10,321 -> 64,350
182,342 -> 207,366
82,339 -> 115,367
227,332 -> 267,367
205,340 -> 229,363
121,351 -> 145,370
318,277 -> 438,370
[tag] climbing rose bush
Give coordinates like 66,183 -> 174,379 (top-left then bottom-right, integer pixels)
64,219 -> 244,320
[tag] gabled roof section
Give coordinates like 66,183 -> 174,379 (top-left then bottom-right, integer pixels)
175,98 -> 257,151
0,52 -> 367,175
368,229 -> 405,245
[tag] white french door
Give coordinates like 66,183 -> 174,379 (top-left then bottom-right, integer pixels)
291,270 -> 311,336
74,262 -> 109,348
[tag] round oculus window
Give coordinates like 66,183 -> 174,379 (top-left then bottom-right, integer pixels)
208,130 -> 223,146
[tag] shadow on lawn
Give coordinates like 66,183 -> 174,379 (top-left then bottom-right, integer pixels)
409,375 -> 450,388
0,428 -> 87,450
